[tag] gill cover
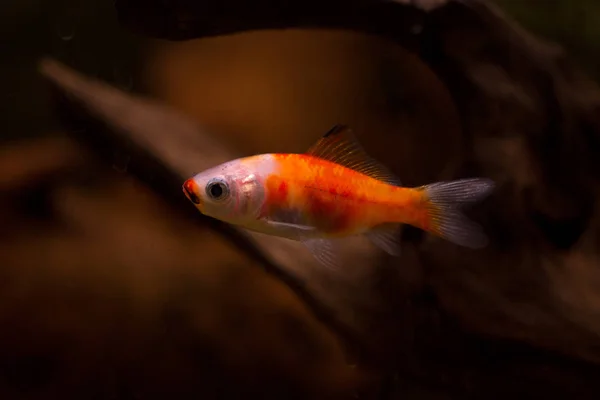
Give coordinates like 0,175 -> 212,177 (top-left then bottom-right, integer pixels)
185,159 -> 267,223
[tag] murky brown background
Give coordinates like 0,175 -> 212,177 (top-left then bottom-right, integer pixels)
4,0 -> 600,399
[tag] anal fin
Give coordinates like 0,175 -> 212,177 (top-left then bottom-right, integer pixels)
365,223 -> 403,256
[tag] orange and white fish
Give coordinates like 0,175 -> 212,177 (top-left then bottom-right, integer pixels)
182,125 -> 494,269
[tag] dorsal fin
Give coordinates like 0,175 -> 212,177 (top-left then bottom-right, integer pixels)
306,124 -> 402,186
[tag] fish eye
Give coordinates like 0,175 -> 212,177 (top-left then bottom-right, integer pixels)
205,179 -> 229,201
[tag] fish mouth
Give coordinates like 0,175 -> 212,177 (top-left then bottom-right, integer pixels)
182,179 -> 202,205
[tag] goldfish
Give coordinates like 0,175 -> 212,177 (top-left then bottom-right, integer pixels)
182,125 -> 495,269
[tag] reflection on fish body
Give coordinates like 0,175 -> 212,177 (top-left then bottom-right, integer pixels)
182,125 -> 495,270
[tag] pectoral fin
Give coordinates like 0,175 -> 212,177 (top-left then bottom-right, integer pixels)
264,220 -> 316,231
263,209 -> 316,232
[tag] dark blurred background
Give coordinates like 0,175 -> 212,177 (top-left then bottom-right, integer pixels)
3,0 -> 600,399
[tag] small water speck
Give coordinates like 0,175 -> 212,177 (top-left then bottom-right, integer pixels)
55,18 -> 77,41
112,151 -> 131,173
410,24 -> 423,35
58,31 -> 74,41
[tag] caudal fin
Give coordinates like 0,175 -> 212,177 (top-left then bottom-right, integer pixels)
418,178 -> 495,249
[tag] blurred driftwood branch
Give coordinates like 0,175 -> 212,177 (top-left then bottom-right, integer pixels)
38,58 -> 378,360
30,0 -> 600,398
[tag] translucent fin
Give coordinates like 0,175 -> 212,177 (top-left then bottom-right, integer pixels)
418,178 -> 495,249
302,238 -> 342,271
265,220 -> 316,231
306,124 -> 402,186
365,224 -> 402,256
263,209 -> 316,234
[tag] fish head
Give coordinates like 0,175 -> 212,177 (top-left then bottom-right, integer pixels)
182,157 -> 268,225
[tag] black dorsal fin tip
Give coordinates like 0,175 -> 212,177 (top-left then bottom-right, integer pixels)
305,124 -> 403,187
323,124 -> 350,138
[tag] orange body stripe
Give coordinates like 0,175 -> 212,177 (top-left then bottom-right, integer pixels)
263,154 -> 428,234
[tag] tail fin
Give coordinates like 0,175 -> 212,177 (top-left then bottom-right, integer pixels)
418,178 -> 495,249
